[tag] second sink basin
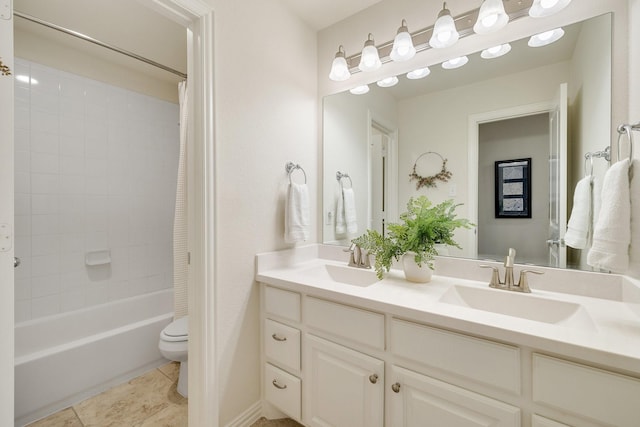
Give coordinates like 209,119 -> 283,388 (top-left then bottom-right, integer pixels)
439,285 -> 595,329
304,264 -> 380,287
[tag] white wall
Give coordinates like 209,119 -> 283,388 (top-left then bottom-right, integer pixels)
206,0 -> 318,424
13,58 -> 179,322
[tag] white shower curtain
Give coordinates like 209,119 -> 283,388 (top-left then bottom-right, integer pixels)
174,81 -> 188,319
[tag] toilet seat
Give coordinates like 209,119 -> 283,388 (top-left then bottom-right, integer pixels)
161,316 -> 188,342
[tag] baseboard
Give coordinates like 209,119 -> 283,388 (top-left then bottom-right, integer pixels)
223,400 -> 262,427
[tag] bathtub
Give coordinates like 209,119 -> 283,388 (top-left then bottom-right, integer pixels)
14,289 -> 174,427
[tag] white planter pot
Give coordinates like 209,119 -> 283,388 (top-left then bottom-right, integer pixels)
402,252 -> 433,283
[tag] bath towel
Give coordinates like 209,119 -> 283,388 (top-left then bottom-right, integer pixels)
565,175 -> 593,249
285,183 -> 309,243
627,160 -> 640,276
587,159 -> 631,272
336,187 -> 358,235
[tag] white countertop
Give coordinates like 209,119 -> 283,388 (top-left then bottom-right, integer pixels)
256,244 -> 640,375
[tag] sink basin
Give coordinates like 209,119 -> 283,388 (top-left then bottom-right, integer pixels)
439,285 -> 595,329
304,264 -> 380,287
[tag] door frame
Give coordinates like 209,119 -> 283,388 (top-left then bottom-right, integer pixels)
367,111 -> 398,229
467,101 -> 554,258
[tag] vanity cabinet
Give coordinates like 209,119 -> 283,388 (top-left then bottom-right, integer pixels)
389,365 -> 520,427
305,334 -> 384,427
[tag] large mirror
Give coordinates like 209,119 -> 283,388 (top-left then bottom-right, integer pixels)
323,13 -> 612,271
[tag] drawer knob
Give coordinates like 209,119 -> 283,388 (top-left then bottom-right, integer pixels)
271,333 -> 287,342
369,374 -> 379,384
391,382 -> 401,393
272,379 -> 287,390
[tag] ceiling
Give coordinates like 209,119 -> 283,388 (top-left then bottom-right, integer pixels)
279,0 -> 384,30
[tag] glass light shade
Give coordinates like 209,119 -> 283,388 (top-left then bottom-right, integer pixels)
429,4 -> 459,49
473,0 -> 509,34
442,56 -> 468,69
349,85 -> 370,95
328,46 -> 350,82
377,76 -> 399,88
407,67 -> 431,80
529,0 -> 572,17
358,34 -> 382,72
480,43 -> 511,59
390,20 -> 416,62
528,28 -> 564,47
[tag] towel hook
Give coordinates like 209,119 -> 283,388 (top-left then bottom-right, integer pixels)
617,124 -> 634,161
336,171 -> 353,188
285,162 -> 307,184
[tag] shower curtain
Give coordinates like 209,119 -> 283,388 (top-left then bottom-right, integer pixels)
174,81 -> 188,319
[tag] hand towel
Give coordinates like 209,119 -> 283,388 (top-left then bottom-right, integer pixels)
587,159 -> 631,272
335,187 -> 357,235
284,183 -> 309,243
564,175 -> 593,249
627,160 -> 640,276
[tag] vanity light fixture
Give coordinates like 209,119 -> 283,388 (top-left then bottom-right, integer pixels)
528,28 -> 565,47
349,84 -> 370,95
328,45 -> 351,82
358,34 -> 382,72
480,43 -> 511,59
442,55 -> 468,69
406,67 -> 431,80
473,0 -> 509,34
390,19 -> 416,62
529,0 -> 572,18
429,2 -> 459,49
376,76 -> 399,88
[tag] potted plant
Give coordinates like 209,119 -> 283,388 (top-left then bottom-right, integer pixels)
352,196 -> 473,282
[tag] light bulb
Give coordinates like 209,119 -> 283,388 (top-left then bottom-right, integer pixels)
528,28 -> 564,47
390,20 -> 416,62
529,0 -> 572,17
474,0 -> 508,34
349,85 -> 370,95
377,76 -> 399,88
407,67 -> 431,80
358,34 -> 382,72
481,43 -> 511,59
442,56 -> 468,69
429,3 -> 459,49
328,46 -> 351,82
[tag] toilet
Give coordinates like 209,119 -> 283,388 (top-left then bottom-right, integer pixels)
159,316 -> 188,397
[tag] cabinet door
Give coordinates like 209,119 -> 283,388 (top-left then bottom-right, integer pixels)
389,365 -> 520,427
305,334 -> 384,427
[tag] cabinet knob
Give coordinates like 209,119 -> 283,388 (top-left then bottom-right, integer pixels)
369,374 -> 378,384
271,333 -> 287,342
272,379 -> 287,390
391,382 -> 401,393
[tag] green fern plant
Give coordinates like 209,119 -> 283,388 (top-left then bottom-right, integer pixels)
352,196 -> 473,279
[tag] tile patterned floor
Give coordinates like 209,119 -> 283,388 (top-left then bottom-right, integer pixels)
27,362 -> 187,427
26,362 -> 303,427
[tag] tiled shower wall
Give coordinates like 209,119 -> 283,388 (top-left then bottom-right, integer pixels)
14,58 -> 180,322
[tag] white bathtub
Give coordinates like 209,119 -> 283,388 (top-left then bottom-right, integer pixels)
14,289 -> 174,427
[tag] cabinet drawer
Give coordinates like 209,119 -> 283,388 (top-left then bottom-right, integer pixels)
306,297 -> 385,350
390,318 -> 521,394
264,286 -> 301,323
264,363 -> 301,420
264,319 -> 300,372
533,354 -> 640,427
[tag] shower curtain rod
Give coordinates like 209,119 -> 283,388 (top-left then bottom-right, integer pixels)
13,11 -> 187,79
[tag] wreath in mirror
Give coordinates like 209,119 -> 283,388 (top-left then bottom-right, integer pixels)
0,58 -> 11,76
409,151 -> 452,190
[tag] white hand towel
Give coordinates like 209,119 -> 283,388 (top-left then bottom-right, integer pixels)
285,183 -> 309,243
587,159 -> 631,272
627,160 -> 640,276
564,175 -> 593,249
335,187 -> 357,236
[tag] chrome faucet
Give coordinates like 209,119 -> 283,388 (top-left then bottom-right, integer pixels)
479,248 -> 542,293
345,243 -> 371,269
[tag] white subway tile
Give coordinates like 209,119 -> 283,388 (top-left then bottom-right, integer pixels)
31,110 -> 59,135
31,152 -> 59,174
85,283 -> 109,307
60,155 -> 85,175
59,213 -> 85,234
59,271 -> 87,292
31,214 -> 59,236
60,251 -> 85,274
31,294 -> 61,319
31,274 -> 60,298
14,277 -> 32,301
31,254 -> 60,277
15,300 -> 32,323
15,128 -> 30,151
60,288 -> 87,313
59,175 -> 85,195
59,233 -> 84,253
15,172 -> 31,194
32,234 -> 60,256
32,195 -> 58,215
15,150 -> 30,173
31,173 -> 59,195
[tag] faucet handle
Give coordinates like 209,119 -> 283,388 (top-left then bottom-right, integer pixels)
515,269 -> 544,293
359,249 -> 372,269
479,265 -> 504,288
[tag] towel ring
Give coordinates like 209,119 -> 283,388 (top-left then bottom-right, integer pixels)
336,171 -> 353,188
285,162 -> 307,184
617,124 -> 634,161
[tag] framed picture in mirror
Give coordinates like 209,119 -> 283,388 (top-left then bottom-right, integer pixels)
495,158 -> 531,218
